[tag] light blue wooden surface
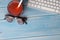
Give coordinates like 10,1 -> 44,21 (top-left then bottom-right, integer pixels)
0,0 -> 60,40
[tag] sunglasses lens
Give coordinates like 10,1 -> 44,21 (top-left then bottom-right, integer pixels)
6,16 -> 14,23
17,18 -> 24,24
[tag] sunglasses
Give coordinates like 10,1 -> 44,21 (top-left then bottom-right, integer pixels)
4,14 -> 27,24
